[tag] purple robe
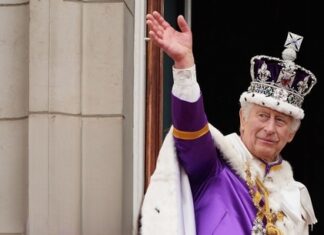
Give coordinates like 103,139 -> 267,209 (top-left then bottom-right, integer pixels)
172,94 -> 256,234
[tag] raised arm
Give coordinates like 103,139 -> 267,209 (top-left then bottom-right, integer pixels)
146,12 -> 221,193
146,11 -> 194,69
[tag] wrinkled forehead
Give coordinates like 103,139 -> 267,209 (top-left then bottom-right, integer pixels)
251,103 -> 294,119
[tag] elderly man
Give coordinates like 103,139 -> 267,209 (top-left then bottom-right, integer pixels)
141,11 -> 317,235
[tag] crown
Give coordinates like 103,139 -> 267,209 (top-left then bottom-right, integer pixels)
240,32 -> 317,119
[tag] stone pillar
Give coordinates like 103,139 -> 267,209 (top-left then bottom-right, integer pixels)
29,0 -> 135,234
0,0 -> 29,234
29,1 -> 82,234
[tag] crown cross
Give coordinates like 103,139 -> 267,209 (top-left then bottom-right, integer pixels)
284,32 -> 303,52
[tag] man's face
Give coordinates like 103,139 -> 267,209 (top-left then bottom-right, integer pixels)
239,104 -> 296,162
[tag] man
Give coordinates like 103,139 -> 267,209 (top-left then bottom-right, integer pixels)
141,11 -> 317,235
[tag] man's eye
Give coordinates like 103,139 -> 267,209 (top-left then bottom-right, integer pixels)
259,113 -> 268,118
276,118 -> 286,125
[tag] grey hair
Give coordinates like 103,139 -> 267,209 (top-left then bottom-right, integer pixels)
240,102 -> 301,133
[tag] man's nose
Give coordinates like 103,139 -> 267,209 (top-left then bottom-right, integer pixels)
264,118 -> 276,134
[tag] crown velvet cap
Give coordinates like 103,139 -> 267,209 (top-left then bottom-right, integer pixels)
240,32 -> 317,119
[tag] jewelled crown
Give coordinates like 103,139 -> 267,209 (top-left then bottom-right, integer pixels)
240,32 -> 317,119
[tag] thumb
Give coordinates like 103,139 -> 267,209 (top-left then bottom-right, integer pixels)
177,15 -> 190,33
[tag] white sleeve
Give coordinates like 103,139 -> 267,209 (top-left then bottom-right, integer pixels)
172,65 -> 201,102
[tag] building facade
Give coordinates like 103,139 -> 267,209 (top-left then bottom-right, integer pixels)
0,0 -> 146,234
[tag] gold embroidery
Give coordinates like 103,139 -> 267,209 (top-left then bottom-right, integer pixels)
260,163 -> 283,172
173,123 -> 209,140
246,164 -> 285,235
266,223 -> 283,235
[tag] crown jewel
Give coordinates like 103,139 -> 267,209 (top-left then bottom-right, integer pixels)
240,32 -> 317,119
284,32 -> 303,52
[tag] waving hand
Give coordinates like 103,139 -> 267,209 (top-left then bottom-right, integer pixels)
146,11 -> 194,68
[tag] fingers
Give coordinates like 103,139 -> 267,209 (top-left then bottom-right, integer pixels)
177,15 -> 190,33
146,19 -> 163,40
146,11 -> 168,45
147,12 -> 190,36
148,31 -> 164,47
146,11 -> 170,32
146,14 -> 164,47
152,11 -> 170,29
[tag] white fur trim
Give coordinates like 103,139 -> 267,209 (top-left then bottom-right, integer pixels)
140,127 -> 196,235
298,182 -> 318,225
240,91 -> 304,119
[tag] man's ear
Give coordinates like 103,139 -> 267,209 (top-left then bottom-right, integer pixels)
239,108 -> 246,134
287,131 -> 296,143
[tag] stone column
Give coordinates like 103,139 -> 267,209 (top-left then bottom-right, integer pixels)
0,0 -> 29,234
29,1 -> 82,234
29,0 -> 135,234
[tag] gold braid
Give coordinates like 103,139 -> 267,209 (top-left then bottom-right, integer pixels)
245,164 -> 285,235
